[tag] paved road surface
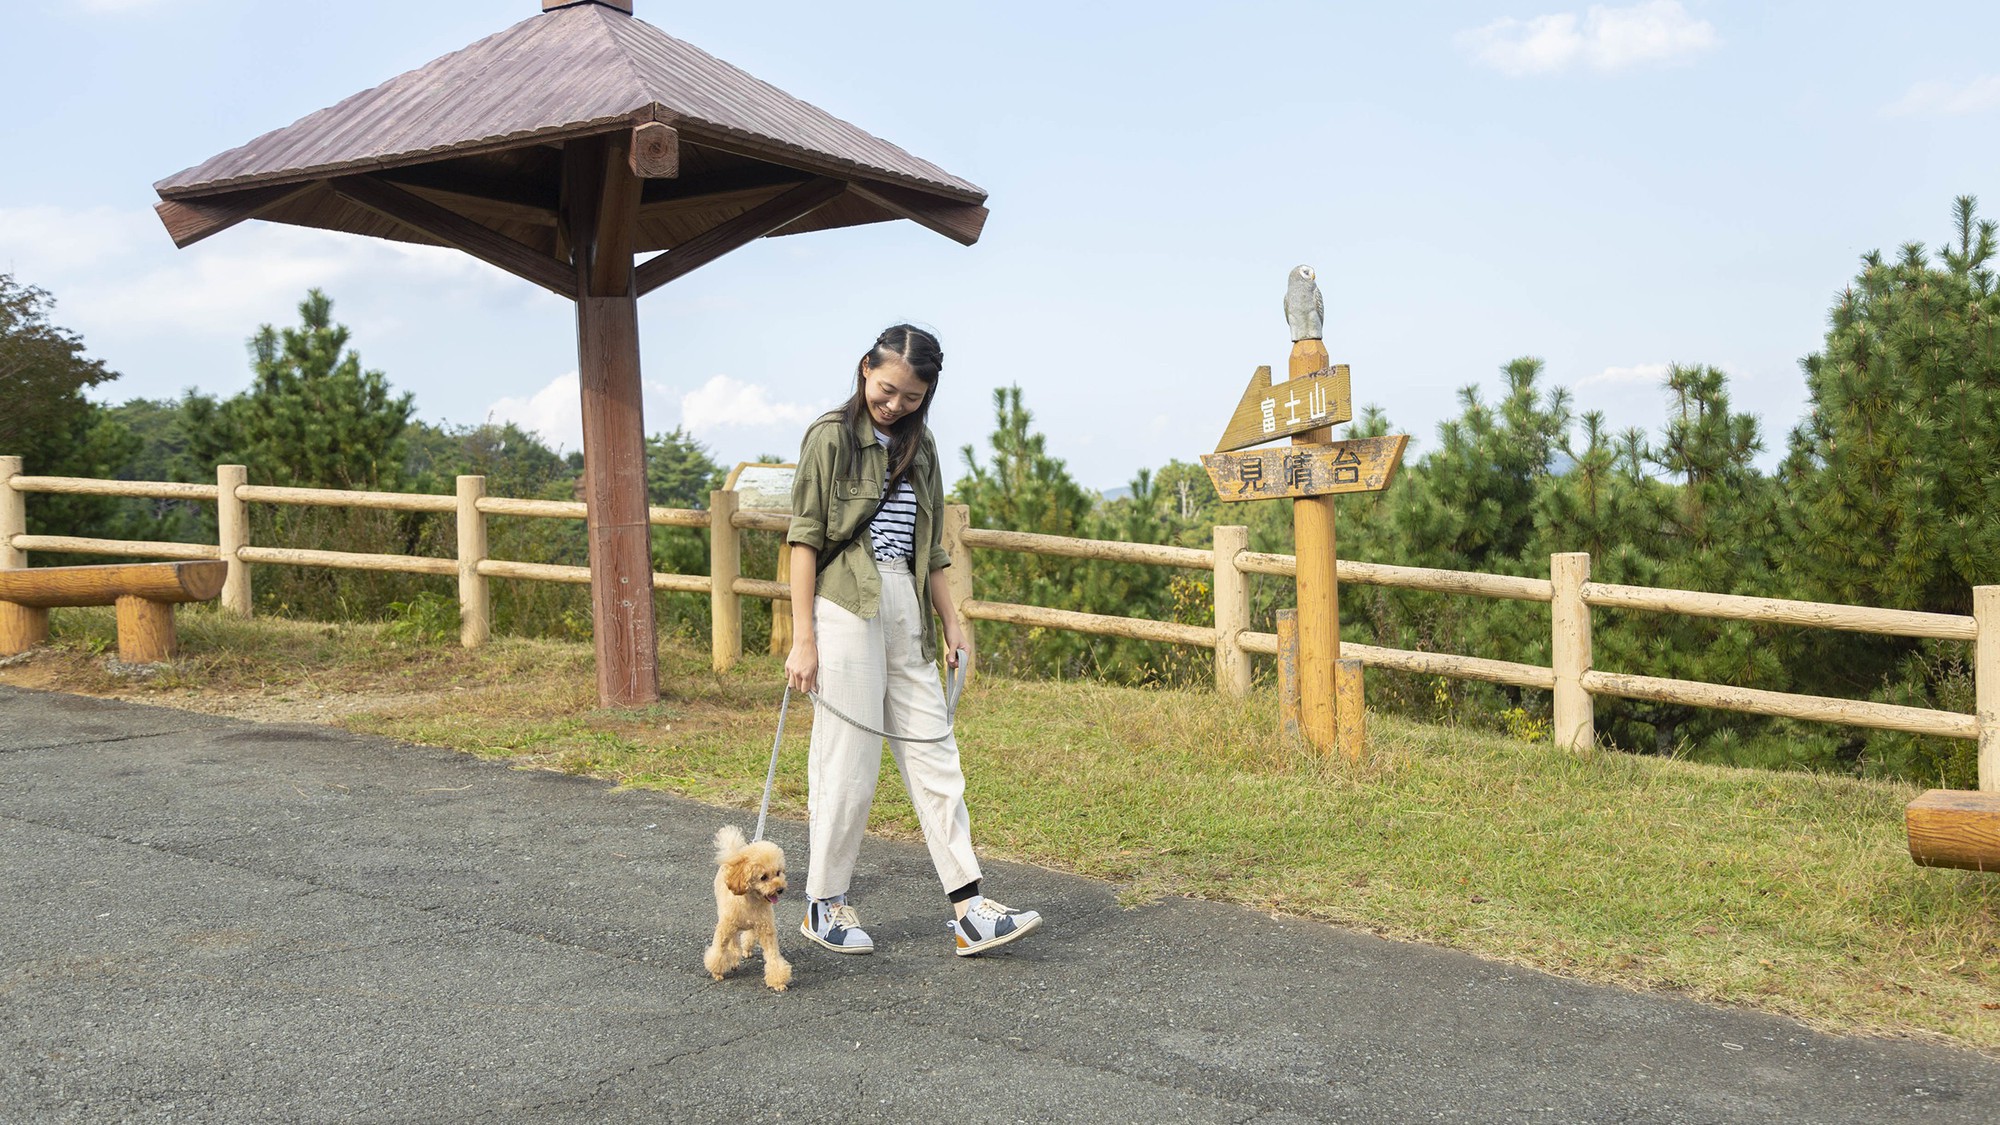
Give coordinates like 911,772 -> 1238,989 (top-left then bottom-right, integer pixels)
3,684 -> 1996,1123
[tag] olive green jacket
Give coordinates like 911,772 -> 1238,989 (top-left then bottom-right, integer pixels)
787,409 -> 949,655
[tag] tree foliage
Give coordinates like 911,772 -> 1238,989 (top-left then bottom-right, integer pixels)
1779,196 -> 2000,617
185,289 -> 414,490
0,274 -> 139,542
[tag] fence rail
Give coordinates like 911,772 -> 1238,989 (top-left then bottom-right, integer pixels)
1,454 -> 1993,789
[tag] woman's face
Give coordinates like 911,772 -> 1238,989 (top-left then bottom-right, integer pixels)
862,358 -> 930,429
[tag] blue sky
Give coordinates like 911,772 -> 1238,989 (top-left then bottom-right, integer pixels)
4,1 -> 1998,491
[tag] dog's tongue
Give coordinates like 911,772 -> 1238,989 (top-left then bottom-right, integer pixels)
766,893 -> 780,904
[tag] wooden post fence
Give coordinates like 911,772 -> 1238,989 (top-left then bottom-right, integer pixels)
1213,524 -> 1250,697
456,475 -> 490,648
216,464 -> 250,615
1,456 -> 23,572
0,456 -> 25,651
1978,586 -> 1999,792
709,488 -> 741,672
1551,552 -> 1594,751
5,456 -> 1997,792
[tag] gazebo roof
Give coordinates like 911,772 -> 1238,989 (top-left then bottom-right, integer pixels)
153,0 -> 987,265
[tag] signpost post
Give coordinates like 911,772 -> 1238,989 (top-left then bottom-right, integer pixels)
1200,268 -> 1407,757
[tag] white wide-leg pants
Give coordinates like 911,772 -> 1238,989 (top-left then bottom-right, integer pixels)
806,556 -> 981,901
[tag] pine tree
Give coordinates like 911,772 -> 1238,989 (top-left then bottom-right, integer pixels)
186,289 -> 414,491
1780,196 -> 2000,617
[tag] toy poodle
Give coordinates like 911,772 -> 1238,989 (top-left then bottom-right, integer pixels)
703,824 -> 792,991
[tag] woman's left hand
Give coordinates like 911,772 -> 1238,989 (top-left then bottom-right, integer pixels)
942,625 -> 970,671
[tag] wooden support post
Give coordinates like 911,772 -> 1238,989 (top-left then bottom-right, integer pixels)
216,464 -> 251,615
1290,338 -> 1338,751
1335,658 -> 1365,760
114,594 -> 176,664
1,456 -> 24,571
1552,552 -> 1594,751
1212,524 -> 1250,697
770,541 -> 793,656
1277,608 -> 1300,742
1,460 -> 45,655
456,475 -> 490,649
1978,586 -> 2000,792
710,488 -> 742,672
943,505 -> 976,668
0,603 -> 47,656
565,133 -> 659,707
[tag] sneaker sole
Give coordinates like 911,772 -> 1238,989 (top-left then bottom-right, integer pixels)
798,921 -> 874,955
954,912 -> 1042,957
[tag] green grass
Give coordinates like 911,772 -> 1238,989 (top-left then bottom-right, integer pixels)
9,604 -> 1999,1052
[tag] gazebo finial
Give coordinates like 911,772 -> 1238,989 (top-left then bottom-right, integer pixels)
543,1 -> 632,13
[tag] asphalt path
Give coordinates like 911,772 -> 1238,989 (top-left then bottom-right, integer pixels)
3,683 -> 1998,1123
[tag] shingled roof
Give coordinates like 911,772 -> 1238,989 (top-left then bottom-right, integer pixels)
153,0 -> 986,258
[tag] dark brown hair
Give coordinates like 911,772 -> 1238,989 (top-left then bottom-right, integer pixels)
840,323 -> 942,488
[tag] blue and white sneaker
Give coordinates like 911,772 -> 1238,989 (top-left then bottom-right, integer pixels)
800,897 -> 874,954
949,896 -> 1042,956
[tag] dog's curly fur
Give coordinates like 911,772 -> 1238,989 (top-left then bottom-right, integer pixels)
703,825 -> 792,991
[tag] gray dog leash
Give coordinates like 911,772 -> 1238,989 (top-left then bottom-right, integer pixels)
753,653 -> 967,844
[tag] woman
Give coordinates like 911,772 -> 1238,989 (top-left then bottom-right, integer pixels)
784,324 -> 1042,957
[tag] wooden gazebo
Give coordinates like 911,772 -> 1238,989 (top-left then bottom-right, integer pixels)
153,0 -> 987,706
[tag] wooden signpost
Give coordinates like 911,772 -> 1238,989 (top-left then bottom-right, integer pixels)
1201,267 -> 1408,757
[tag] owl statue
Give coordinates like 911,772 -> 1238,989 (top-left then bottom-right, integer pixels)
1284,264 -> 1323,343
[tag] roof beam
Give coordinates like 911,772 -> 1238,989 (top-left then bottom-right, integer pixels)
154,183 -> 313,249
329,175 -> 576,298
847,178 -> 988,247
635,177 -> 846,297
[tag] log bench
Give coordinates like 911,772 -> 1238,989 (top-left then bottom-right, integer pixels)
0,561 -> 226,664
1907,789 -> 2000,873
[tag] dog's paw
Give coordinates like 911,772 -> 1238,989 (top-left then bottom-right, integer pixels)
764,962 -> 792,992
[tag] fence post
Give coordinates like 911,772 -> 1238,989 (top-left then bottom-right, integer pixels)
710,488 -> 741,672
1977,586 -> 1999,792
0,455 -> 45,654
943,504 -> 975,667
1277,608 -> 1300,741
1,456 -> 23,571
1336,657 -> 1365,760
216,464 -> 251,615
1212,524 -> 1250,697
1551,551 -> 1594,751
456,475 -> 490,649
770,541 -> 793,656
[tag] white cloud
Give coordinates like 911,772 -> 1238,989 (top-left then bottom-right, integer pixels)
485,371 -> 696,456
485,371 -> 583,455
1881,75 -> 2000,118
1460,1 -> 1718,77
0,205 -> 524,341
1577,362 -> 1669,388
678,375 -> 815,435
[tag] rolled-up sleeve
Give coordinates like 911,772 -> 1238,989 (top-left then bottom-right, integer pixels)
787,423 -> 836,551
923,433 -> 950,572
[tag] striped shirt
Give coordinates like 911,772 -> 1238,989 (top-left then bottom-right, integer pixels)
869,430 -> 919,560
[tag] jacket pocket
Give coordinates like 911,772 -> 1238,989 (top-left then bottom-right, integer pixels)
830,477 -> 881,538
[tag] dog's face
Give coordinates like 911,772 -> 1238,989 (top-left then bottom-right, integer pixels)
723,840 -> 787,904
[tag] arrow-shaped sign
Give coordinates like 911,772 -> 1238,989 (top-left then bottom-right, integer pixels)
1200,435 -> 1407,502
1214,364 -> 1353,453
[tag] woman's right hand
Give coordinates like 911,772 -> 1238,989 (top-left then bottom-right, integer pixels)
785,637 -> 819,695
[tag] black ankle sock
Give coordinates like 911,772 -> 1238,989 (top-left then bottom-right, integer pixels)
947,880 -> 981,905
